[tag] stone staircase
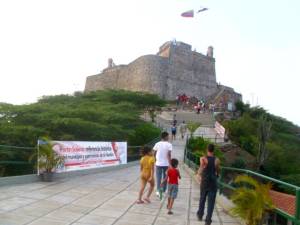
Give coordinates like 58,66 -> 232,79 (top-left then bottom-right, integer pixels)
156,111 -> 215,127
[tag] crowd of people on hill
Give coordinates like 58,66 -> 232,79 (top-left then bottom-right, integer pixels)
194,101 -> 216,114
136,131 -> 220,225
176,94 -> 220,114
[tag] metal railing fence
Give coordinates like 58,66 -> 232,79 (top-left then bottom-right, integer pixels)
183,139 -> 300,225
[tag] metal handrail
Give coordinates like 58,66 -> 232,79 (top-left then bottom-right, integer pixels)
221,166 -> 299,190
219,166 -> 300,225
0,144 -> 36,149
0,136 -> 161,176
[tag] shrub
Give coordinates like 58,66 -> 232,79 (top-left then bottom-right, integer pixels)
187,137 -> 224,161
231,158 -> 246,169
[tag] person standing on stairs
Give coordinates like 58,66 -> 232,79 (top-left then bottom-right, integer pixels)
179,121 -> 187,139
197,144 -> 221,225
171,124 -> 177,141
153,132 -> 172,199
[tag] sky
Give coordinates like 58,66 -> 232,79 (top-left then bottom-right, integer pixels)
0,0 -> 299,125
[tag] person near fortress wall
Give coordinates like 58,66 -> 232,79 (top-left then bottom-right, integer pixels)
153,132 -> 172,198
197,144 -> 220,225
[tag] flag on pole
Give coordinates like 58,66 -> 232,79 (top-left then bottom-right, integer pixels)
181,10 -> 194,18
197,7 -> 208,13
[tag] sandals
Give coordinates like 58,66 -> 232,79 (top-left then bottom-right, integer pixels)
143,198 -> 151,203
136,200 -> 144,204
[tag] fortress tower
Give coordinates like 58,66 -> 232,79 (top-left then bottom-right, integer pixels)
85,41 -> 241,104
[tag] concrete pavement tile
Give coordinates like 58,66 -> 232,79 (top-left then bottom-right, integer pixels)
68,186 -> 97,194
12,205 -> 56,217
0,212 -> 36,225
78,214 -> 116,225
59,204 -> 93,214
45,208 -> 84,223
119,212 -> 156,224
27,218 -> 70,225
46,192 -> 84,204
89,208 -> 124,218
100,201 -> 132,211
30,199 -> 65,210
113,219 -> 149,225
19,191 -> 51,200
0,197 -> 37,211
129,204 -> 160,215
72,223 -> 96,225
154,217 -> 187,225
189,221 -> 221,225
104,182 -> 130,191
0,193 -> 13,201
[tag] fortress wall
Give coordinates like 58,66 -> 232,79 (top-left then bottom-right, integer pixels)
84,41 -> 240,102
85,55 -> 169,95
161,43 -> 217,99
157,42 -> 172,58
116,55 -> 168,93
85,67 -> 123,91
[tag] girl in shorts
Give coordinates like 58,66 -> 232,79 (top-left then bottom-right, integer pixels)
137,146 -> 155,204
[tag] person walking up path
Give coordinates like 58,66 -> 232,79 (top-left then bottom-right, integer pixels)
171,125 -> 177,141
161,158 -> 181,215
197,144 -> 221,225
136,146 -> 155,204
179,121 -> 187,139
153,131 -> 172,199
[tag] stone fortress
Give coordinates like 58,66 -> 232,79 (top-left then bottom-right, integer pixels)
85,40 -> 241,108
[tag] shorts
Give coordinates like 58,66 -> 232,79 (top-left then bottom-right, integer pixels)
141,173 -> 154,185
168,184 -> 178,199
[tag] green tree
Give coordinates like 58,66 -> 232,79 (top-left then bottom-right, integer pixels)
235,101 -> 250,115
223,104 -> 300,185
257,114 -> 272,170
0,90 -> 165,176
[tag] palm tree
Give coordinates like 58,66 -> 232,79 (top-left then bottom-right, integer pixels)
30,137 -> 64,176
231,175 -> 274,225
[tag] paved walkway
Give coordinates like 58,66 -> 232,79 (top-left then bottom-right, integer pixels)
0,138 -> 240,225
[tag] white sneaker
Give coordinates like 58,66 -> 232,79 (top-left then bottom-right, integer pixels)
156,191 -> 160,197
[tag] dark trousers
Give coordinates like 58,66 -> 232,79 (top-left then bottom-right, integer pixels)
197,188 -> 217,224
